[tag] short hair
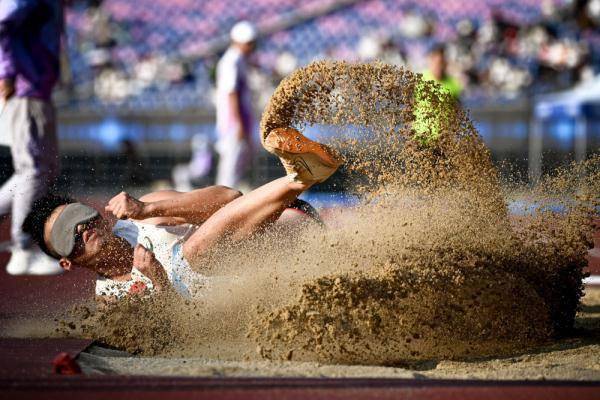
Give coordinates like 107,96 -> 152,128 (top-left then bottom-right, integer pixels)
429,43 -> 446,56
22,194 -> 75,259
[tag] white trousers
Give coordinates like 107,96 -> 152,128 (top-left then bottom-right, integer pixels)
0,97 -> 59,248
215,136 -> 251,189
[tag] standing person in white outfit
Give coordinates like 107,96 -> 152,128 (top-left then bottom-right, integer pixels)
214,21 -> 257,189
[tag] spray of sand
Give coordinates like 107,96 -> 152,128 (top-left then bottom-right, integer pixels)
63,61 -> 599,365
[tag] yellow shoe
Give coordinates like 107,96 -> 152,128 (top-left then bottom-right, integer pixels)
264,127 -> 344,184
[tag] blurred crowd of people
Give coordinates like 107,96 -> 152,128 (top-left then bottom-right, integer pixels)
65,0 -> 196,103
59,0 -> 600,109
333,0 -> 600,100
428,0 -> 599,98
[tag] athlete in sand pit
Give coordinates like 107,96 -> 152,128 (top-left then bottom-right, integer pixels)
21,128 -> 342,300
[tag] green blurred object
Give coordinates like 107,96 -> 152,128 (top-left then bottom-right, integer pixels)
412,71 -> 462,146
422,70 -> 462,99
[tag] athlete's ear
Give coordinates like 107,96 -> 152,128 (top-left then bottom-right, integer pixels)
59,258 -> 73,271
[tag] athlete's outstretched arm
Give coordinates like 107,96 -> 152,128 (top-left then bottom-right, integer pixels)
105,186 -> 242,226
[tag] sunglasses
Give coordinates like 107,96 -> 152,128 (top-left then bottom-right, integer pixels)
69,216 -> 101,258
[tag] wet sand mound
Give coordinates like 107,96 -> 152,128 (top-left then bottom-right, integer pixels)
247,189 -> 587,364
252,249 -> 551,365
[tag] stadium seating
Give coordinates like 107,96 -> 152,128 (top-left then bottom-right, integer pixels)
62,0 -> 599,111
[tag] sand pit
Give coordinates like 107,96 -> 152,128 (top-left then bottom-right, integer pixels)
50,62 -> 600,370
69,287 -> 600,380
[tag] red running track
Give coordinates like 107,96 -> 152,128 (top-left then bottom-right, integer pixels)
1,368 -> 600,400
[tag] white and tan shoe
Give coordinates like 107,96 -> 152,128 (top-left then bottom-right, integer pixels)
264,127 -> 344,184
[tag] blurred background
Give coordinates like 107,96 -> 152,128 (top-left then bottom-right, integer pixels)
1,0 -> 599,197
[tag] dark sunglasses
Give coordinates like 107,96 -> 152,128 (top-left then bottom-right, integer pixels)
69,216 -> 101,257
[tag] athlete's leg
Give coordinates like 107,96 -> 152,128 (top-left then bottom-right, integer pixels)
183,177 -> 309,262
183,127 -> 342,264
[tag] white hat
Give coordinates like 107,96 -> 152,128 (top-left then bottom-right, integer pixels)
230,21 -> 257,44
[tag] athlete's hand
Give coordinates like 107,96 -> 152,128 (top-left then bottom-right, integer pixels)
133,244 -> 169,292
0,78 -> 15,101
105,191 -> 149,220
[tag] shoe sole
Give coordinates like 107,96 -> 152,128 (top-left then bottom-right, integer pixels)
264,127 -> 344,168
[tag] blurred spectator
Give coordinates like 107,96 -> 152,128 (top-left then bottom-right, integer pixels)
165,60 -> 195,85
357,34 -> 382,61
133,54 -> 161,90
214,21 -> 257,189
94,67 -> 129,101
379,38 -> 408,67
82,2 -> 116,70
0,0 -> 64,275
422,45 -> 462,100
399,9 -> 433,39
275,51 -> 298,77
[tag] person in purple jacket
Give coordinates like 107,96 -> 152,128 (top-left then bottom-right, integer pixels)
0,0 -> 64,275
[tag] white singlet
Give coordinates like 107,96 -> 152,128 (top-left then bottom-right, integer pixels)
95,220 -> 209,299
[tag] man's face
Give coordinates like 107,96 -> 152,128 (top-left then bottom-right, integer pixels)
44,204 -> 114,271
238,41 -> 256,56
428,51 -> 445,79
